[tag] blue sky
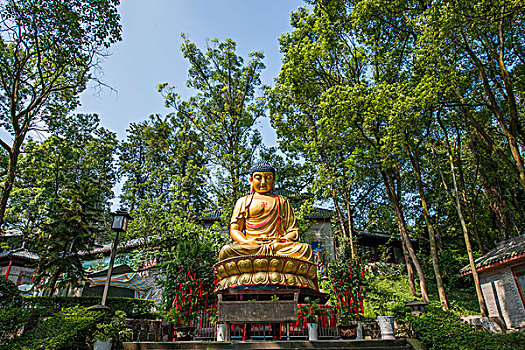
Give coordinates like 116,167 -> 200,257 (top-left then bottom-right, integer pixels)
76,0 -> 306,147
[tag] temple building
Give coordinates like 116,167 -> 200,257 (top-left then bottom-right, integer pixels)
0,246 -> 38,287
461,234 -> 525,330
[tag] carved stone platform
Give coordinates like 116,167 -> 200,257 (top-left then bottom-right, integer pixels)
218,291 -> 298,324
216,288 -> 329,341
214,255 -> 319,292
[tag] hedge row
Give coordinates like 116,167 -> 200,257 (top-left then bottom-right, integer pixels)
409,304 -> 525,350
22,296 -> 156,318
2,306 -> 105,350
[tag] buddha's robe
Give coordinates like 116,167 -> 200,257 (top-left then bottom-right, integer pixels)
218,194 -> 313,262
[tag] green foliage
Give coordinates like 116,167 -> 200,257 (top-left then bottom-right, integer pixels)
327,240 -> 365,324
0,0 -> 121,225
160,228 -> 217,318
298,297 -> 329,323
119,114 -> 208,225
34,183 -> 105,292
272,0 -> 525,321
0,277 -> 22,309
160,35 -> 265,207
7,114 -> 118,293
363,265 -> 416,318
0,308 -> 49,345
410,302 -> 525,350
7,306 -> 104,350
22,296 -> 155,318
93,310 -> 133,347
141,217 -> 218,326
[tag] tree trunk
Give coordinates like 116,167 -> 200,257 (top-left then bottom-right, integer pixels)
402,240 -> 418,297
405,140 -> 449,310
449,155 -> 488,316
331,183 -> 348,240
0,132 -> 26,226
452,125 -> 484,251
343,187 -> 356,260
380,169 -> 429,302
48,269 -> 61,296
434,201 -> 444,252
432,139 -> 488,317
460,37 -> 525,191
469,132 -> 515,240
454,87 -> 525,190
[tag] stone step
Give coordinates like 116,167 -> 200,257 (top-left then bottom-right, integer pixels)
122,339 -> 414,350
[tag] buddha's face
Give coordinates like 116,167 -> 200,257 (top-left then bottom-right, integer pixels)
250,171 -> 275,194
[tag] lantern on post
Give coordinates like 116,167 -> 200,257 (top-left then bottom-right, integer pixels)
111,209 -> 131,232
89,209 -> 133,311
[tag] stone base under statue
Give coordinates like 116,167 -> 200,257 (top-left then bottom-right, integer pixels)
214,255 -> 319,292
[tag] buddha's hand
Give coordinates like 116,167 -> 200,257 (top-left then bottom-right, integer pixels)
246,236 -> 272,245
250,236 -> 281,245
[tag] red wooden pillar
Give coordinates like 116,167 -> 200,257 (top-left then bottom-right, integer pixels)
4,258 -> 13,279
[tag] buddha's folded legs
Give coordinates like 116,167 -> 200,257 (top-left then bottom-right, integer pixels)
218,242 -> 313,262
272,242 -> 313,261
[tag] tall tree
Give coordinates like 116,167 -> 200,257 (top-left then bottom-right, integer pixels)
161,35 -> 266,213
328,0 -> 430,300
0,0 -> 121,226
7,114 -> 118,292
7,114 -> 117,234
419,0 -> 525,190
268,3 -> 369,260
468,131 -> 522,238
119,114 -> 208,239
432,113 -> 488,316
33,182 -> 104,294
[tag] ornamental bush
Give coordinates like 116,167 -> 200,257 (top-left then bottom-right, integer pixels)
93,310 -> 133,348
0,308 -> 50,345
22,296 -> 155,318
157,220 -> 217,321
327,239 -> 366,325
410,302 -> 525,350
0,277 -> 23,309
6,306 -> 104,350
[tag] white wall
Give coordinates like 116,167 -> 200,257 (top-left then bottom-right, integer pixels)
480,264 -> 525,329
1,265 -> 34,285
306,220 -> 335,260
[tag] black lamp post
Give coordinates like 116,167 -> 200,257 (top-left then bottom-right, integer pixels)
89,209 -> 133,311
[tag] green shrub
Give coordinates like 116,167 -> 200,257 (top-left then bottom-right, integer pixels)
0,278 -> 23,309
410,302 -> 525,350
22,296 -> 155,317
93,310 -> 133,348
159,231 -> 216,314
327,240 -> 366,324
7,306 -> 104,350
363,266 -> 415,319
0,308 -> 50,344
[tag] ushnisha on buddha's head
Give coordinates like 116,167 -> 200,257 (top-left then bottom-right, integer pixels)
249,161 -> 276,194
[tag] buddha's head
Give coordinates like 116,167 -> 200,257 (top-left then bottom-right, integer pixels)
249,161 -> 276,194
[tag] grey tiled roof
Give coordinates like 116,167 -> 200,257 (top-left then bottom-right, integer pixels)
460,235 -> 525,275
0,229 -> 23,237
305,207 -> 333,219
198,206 -> 334,221
0,248 -> 39,261
78,238 -> 146,257
197,208 -> 222,221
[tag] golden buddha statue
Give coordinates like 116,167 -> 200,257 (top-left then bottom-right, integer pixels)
218,162 -> 313,262
215,161 -> 318,291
